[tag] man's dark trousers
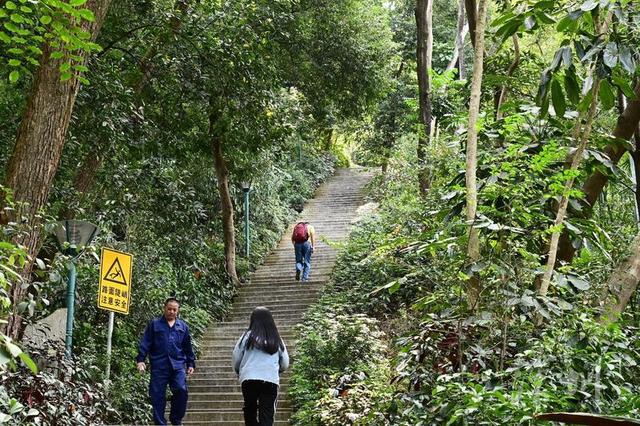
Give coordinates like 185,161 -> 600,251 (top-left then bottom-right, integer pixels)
241,379 -> 278,426
150,361 -> 188,425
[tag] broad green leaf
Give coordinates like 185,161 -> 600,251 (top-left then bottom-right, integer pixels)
582,74 -> 593,95
19,352 -> 37,374
599,79 -> 615,110
567,274 -> 590,290
496,19 -> 522,43
524,15 -> 536,30
8,70 -> 19,83
50,51 -> 64,59
561,46 -> 572,67
551,79 -> 566,117
563,69 -> 580,104
618,46 -> 635,74
40,15 -> 52,25
0,347 -> 11,365
5,340 -> 22,357
0,31 -> 11,43
577,90 -> 593,112
4,21 -> 20,33
60,70 -> 72,81
603,42 -> 618,68
78,9 -> 95,21
8,59 -> 20,66
536,69 -> 551,104
5,1 -> 17,10
10,13 -> 24,23
69,0 -> 88,5
535,11 -> 555,24
580,0 -> 598,10
550,48 -> 564,71
59,62 -> 70,72
612,75 -> 635,99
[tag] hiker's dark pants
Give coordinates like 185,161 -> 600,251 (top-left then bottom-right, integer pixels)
149,362 -> 188,425
294,241 -> 312,281
241,379 -> 279,426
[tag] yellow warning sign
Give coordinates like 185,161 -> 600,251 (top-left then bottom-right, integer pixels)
98,248 -> 133,314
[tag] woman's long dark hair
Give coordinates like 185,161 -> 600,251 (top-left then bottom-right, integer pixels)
246,306 -> 284,355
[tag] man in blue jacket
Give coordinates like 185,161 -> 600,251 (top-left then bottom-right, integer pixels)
136,297 -> 196,425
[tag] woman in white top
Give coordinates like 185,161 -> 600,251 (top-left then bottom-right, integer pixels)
232,306 -> 289,426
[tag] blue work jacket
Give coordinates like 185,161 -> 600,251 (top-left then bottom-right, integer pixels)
136,317 -> 196,370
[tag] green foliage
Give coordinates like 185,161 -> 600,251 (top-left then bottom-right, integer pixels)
0,0 -> 101,83
293,94 -> 640,421
394,315 -> 640,425
491,0 -> 640,116
0,190 -> 37,376
0,340 -> 115,425
290,304 -> 393,425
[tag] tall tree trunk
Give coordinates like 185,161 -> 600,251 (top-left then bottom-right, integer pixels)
415,0 -> 433,196
209,102 -> 240,287
631,129 -> 640,223
538,77 -> 602,299
447,0 -> 468,80
599,232 -> 640,324
3,0 -> 112,339
465,0 -> 477,48
464,0 -> 489,310
495,35 -> 520,120
556,82 -> 640,264
64,0 -> 192,220
60,149 -> 102,220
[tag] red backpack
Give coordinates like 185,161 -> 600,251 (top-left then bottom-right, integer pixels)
292,222 -> 309,243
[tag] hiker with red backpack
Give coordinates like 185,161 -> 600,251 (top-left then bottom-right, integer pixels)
291,221 -> 315,281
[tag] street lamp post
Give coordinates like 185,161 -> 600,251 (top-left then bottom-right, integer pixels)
241,181 -> 251,258
53,220 -> 99,358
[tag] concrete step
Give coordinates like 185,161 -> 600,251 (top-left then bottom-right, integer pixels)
188,385 -> 289,397
185,398 -> 292,410
183,409 -> 291,422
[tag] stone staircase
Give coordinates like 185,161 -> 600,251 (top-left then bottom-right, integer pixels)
181,168 -> 374,425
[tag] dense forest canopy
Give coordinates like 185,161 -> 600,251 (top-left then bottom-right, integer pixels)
1,0 -> 640,424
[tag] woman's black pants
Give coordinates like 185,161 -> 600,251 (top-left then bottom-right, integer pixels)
241,380 -> 279,426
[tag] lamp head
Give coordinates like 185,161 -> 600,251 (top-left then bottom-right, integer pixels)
240,181 -> 251,192
53,220 -> 99,256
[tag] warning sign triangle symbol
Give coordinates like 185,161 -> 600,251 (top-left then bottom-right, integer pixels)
103,257 -> 127,286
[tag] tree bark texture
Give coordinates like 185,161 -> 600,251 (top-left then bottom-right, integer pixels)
599,232 -> 640,324
415,0 -> 433,196
60,148 -> 102,220
209,103 -> 240,287
464,0 -> 489,310
538,78 -> 601,299
556,82 -> 640,264
447,0 -> 468,80
632,130 -> 640,222
465,0 -> 477,48
3,0 -> 112,339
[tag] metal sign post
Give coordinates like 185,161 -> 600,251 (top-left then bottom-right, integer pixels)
97,247 -> 133,386
104,311 -> 115,391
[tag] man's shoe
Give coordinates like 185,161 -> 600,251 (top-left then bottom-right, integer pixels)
295,270 -> 301,281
